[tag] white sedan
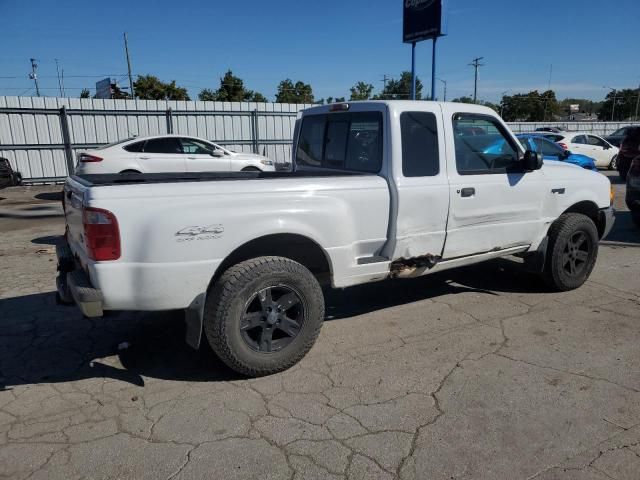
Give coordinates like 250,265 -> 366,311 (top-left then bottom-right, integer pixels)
75,135 -> 276,174
540,131 -> 619,169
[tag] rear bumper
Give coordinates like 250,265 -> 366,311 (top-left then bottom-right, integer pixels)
56,242 -> 104,317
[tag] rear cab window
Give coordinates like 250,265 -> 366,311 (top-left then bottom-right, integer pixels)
296,111 -> 382,173
400,112 -> 439,177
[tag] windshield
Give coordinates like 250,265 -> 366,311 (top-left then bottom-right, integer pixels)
612,128 -> 627,136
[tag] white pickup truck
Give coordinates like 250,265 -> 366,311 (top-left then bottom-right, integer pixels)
57,101 -> 615,376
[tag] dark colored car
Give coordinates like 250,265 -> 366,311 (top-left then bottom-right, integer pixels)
0,157 -> 22,188
516,134 -> 597,170
624,136 -> 640,228
605,126 -> 638,147
617,127 -> 640,181
535,127 -> 566,133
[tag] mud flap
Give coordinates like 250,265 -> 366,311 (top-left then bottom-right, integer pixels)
185,293 -> 206,349
523,237 -> 548,274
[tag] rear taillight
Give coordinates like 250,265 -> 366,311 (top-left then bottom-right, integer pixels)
558,143 -> 568,150
83,207 -> 120,261
79,153 -> 103,163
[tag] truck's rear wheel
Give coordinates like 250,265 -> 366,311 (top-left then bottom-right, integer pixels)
543,213 -> 598,291
204,256 -> 324,376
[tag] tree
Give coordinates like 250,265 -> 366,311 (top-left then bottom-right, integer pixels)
452,96 -> 474,104
598,88 -> 639,121
250,92 -> 268,102
80,88 -> 91,98
133,75 -> 190,100
198,88 -> 216,101
374,72 -> 422,100
350,81 -> 374,101
558,98 -> 603,116
500,90 -> 558,122
110,83 -> 130,100
275,79 -> 314,104
198,70 -> 267,102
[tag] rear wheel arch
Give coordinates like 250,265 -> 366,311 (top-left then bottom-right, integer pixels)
211,233 -> 333,290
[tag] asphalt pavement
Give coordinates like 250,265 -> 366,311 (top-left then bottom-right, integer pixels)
0,173 -> 638,480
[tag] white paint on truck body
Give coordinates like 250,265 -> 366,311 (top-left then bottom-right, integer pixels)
63,100 -> 613,313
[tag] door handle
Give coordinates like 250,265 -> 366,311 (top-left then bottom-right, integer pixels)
140,156 -> 150,160
188,156 -> 197,160
460,187 -> 475,197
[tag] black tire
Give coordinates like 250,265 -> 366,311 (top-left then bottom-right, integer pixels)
608,156 -> 617,170
119,169 -> 141,174
241,167 -> 261,172
204,256 -> 324,376
543,213 -> 599,291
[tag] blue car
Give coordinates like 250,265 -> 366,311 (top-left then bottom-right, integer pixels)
516,134 -> 597,171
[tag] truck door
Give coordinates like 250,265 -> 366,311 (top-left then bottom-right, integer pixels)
442,110 -> 545,259
390,106 -> 450,260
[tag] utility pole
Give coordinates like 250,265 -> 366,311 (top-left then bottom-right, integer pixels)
61,69 -> 66,97
604,86 -> 617,121
124,32 -> 135,99
29,58 -> 41,97
499,90 -> 509,118
55,59 -> 63,97
635,80 -> 640,121
380,74 -> 391,99
469,57 -> 484,104
437,78 -> 447,101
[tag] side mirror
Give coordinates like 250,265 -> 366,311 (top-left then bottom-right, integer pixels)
603,144 -> 610,150
562,149 -> 571,158
522,150 -> 543,171
211,150 -> 225,158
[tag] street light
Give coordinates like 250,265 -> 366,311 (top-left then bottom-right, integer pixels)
436,78 -> 447,101
603,86 -> 617,122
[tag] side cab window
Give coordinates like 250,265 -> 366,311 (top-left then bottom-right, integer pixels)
453,114 -> 520,175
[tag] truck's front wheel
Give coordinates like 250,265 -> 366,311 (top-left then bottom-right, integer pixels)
543,213 -> 599,291
204,256 -> 324,376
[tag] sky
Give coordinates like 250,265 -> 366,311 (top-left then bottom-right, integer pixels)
1,0 -> 639,102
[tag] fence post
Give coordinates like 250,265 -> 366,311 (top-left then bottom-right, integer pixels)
251,109 -> 259,154
59,106 -> 75,176
166,107 -> 173,134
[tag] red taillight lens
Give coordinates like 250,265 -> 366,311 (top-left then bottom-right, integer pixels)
558,143 -> 568,150
79,153 -> 103,163
83,207 -> 120,261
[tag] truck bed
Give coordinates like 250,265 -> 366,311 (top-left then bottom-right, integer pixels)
72,170 -> 373,187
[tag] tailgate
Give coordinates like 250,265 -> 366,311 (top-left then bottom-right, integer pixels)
63,177 -> 88,259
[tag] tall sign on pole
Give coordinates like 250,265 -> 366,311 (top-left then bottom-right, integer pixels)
403,0 -> 448,100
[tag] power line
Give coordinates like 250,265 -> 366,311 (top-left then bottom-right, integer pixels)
468,57 -> 485,104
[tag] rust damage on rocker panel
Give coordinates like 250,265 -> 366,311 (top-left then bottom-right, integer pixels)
390,254 -> 441,278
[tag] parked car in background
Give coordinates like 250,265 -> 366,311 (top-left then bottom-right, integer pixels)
535,127 -> 566,133
516,134 -> 597,170
538,132 -> 619,170
605,126 -> 638,147
628,157 -> 640,227
75,135 -> 276,175
617,127 -> 640,181
0,157 -> 22,188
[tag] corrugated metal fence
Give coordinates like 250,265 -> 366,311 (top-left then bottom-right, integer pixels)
0,96 -> 313,182
0,96 -> 635,182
